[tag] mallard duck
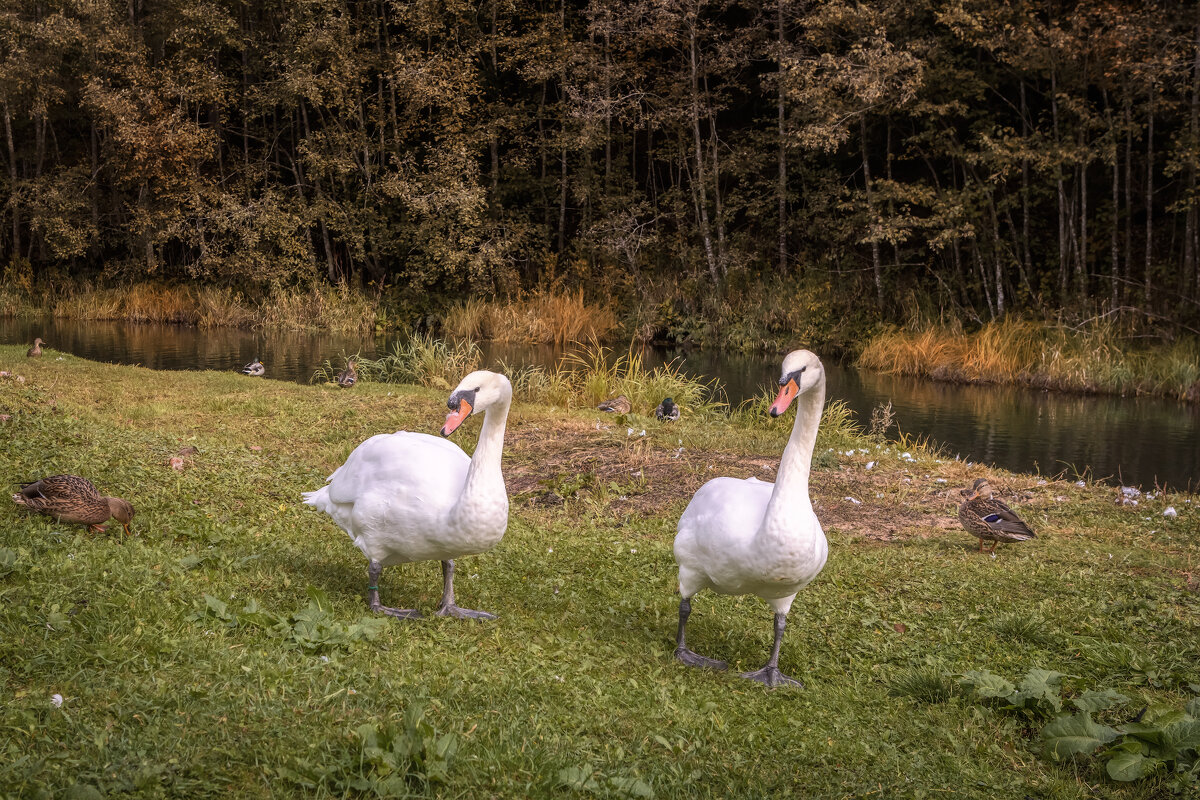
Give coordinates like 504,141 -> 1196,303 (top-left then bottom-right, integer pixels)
12,474 -> 135,536
655,397 -> 680,422
304,370 -> 513,620
26,338 -> 45,358
673,350 -> 829,688
597,395 -> 631,414
336,359 -> 357,388
241,358 -> 265,377
958,478 -> 1035,554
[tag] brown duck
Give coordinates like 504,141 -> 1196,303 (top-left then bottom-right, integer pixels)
958,478 -> 1035,554
336,359 -> 357,388
597,395 -> 631,414
26,338 -> 45,357
12,475 -> 135,536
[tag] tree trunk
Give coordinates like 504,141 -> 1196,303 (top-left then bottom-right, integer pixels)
1124,95 -> 1133,304
1051,63 -> 1069,301
776,0 -> 788,275
861,116 -> 883,308
3,102 -> 19,260
689,21 -> 719,286
1145,84 -> 1154,305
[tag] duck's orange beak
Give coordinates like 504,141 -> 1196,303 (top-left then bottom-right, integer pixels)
123,522 -> 133,537
441,399 -> 472,437
769,379 -> 798,417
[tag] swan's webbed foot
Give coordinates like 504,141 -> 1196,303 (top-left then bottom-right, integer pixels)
740,664 -> 802,689
675,647 -> 727,671
434,603 -> 496,620
370,601 -> 423,620
366,561 -> 422,620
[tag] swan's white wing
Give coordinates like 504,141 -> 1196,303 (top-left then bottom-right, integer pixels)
675,477 -> 773,594
304,431 -> 471,564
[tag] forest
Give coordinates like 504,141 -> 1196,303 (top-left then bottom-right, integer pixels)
2,0 -> 1200,342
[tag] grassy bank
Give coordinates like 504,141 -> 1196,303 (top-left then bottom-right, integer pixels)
2,349 -> 1197,797
859,319 -> 1200,402
0,280 -> 380,334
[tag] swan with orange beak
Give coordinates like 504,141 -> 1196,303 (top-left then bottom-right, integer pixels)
673,349 -> 829,688
304,370 -> 512,619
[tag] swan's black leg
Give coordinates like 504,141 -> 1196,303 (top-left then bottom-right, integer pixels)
741,612 -> 802,688
367,560 -> 422,619
434,560 -> 496,620
674,597 -> 727,671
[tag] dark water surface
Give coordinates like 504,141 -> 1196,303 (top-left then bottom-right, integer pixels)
3,317 -> 1197,490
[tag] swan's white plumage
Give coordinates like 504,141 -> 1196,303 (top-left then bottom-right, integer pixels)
302,370 -> 511,573
674,350 -> 828,615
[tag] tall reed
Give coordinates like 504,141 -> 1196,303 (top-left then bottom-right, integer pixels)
441,290 -> 616,345
858,318 -> 1200,401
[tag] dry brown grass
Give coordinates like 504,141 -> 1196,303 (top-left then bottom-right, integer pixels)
859,318 -> 1200,400
441,290 -> 616,345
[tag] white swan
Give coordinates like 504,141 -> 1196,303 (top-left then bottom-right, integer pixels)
303,370 -> 512,619
673,349 -> 829,688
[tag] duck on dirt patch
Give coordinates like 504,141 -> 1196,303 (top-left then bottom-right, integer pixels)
958,478 -> 1036,555
13,474 -> 135,536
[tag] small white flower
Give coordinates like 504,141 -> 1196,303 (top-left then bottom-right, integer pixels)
935,478 -> 947,484
865,461 -> 875,470
547,548 -> 553,553
626,427 -> 634,436
1075,480 -> 1087,488
1164,507 -> 1178,518
50,694 -> 63,707
630,548 -> 637,553
320,655 -> 330,663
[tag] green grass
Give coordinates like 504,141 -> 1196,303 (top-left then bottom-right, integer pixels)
1,347 -> 1198,798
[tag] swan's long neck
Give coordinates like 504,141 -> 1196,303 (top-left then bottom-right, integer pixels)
453,396 -> 511,524
758,376 -> 825,539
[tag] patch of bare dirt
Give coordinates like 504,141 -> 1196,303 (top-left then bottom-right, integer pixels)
501,416 -> 982,541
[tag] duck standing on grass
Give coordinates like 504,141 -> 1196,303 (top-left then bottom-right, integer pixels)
958,478 -> 1036,554
241,358 -> 265,377
655,397 -> 680,422
303,370 -> 513,620
672,349 -> 829,688
12,475 -> 135,536
27,338 -> 45,358
336,359 -> 357,388
597,395 -> 631,414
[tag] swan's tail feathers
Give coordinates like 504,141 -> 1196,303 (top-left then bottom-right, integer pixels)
301,486 -> 331,512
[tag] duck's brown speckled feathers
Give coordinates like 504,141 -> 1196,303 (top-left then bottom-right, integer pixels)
597,395 -> 631,414
26,337 -> 44,357
336,359 -> 357,388
13,474 -> 135,535
958,478 -> 1035,553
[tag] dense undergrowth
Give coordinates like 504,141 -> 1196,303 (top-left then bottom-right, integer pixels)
1,347 -> 1197,798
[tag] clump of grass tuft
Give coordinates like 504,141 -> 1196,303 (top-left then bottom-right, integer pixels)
991,613 -> 1055,647
859,318 -> 1200,401
888,666 -> 956,704
549,342 -> 719,414
441,290 -> 616,345
347,335 -> 481,390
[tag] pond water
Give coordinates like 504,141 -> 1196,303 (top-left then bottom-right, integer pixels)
2,317 -> 1197,491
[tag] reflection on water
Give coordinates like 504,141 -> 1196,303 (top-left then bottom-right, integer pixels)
2,317 -> 1197,490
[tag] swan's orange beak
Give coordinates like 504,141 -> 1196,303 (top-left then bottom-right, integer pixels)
441,399 -> 472,437
769,379 -> 798,417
